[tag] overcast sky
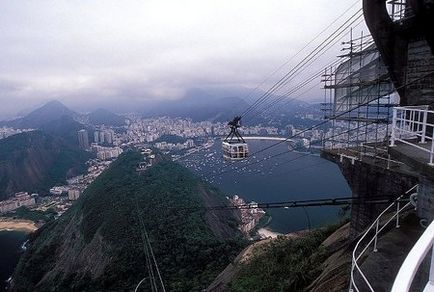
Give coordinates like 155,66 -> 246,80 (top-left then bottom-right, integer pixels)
0,0 -> 364,118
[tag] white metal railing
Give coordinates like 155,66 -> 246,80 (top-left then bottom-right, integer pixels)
345,145 -> 404,170
390,105 -> 434,165
349,185 -> 419,292
391,219 -> 434,292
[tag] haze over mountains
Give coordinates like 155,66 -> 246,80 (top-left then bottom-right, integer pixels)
1,84 -> 319,125
143,89 -> 250,122
1,101 -> 125,128
2,100 -> 78,129
87,108 -> 125,127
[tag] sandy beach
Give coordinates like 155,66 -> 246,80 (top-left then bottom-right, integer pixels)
0,218 -> 38,233
257,227 -> 282,239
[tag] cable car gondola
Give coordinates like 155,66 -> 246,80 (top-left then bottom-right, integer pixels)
222,116 -> 249,160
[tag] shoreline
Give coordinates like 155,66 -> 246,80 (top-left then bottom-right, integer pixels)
257,227 -> 282,239
257,226 -> 311,240
0,218 -> 38,233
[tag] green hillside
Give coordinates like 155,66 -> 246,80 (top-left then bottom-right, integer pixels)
12,152 -> 245,291
0,130 -> 90,199
229,226 -> 341,292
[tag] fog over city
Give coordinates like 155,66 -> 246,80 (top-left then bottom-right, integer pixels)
0,0 -> 357,118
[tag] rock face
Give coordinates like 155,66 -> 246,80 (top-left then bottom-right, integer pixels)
11,152 -> 245,292
0,130 -> 89,200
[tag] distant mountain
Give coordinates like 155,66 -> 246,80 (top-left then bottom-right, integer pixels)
0,101 -> 95,200
143,88 -> 250,122
11,152 -> 245,291
142,87 -> 320,126
3,100 -> 77,129
87,108 -> 125,126
0,130 -> 91,200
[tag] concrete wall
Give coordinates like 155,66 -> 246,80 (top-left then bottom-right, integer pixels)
406,38 -> 434,106
321,151 -> 418,237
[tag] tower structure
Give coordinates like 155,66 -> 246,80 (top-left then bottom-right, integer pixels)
78,129 -> 90,150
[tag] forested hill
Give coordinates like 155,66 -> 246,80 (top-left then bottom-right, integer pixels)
0,130 -> 90,200
12,152 -> 245,292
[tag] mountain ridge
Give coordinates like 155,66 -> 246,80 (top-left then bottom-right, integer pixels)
2,100 -> 78,129
143,90 -> 250,122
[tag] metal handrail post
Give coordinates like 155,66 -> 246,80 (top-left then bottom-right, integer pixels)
429,245 -> 434,287
421,109 -> 428,143
430,135 -> 434,166
396,201 -> 400,228
350,185 -> 418,292
391,108 -> 397,147
349,262 -> 355,292
374,220 -> 379,252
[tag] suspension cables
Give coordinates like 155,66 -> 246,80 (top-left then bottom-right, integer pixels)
173,195 -> 406,213
207,71 -> 434,178
246,58 -> 343,124
241,8 -> 364,120
133,194 -> 166,292
249,19 -> 368,120
250,72 -> 434,155
239,0 -> 361,109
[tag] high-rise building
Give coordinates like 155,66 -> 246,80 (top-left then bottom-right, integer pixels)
68,189 -> 80,201
78,129 -> 90,150
104,131 -> 113,144
99,131 -> 105,144
94,131 -> 99,144
287,125 -> 294,136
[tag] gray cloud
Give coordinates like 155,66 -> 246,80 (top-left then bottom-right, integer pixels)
0,0 -> 364,118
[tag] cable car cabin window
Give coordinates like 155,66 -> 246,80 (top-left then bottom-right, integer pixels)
222,116 -> 249,161
222,141 -> 249,160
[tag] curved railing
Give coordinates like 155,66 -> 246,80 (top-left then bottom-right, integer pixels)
390,105 -> 434,165
349,184 -> 419,292
391,219 -> 434,292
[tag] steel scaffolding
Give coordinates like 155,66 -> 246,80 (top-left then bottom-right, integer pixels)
321,31 -> 398,152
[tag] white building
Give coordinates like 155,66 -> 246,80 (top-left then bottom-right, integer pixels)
68,189 -> 80,201
0,192 -> 36,213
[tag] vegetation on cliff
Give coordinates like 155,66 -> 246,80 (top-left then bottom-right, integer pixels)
229,225 -> 340,291
3,206 -> 57,223
0,130 -> 90,200
12,151 -> 245,291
